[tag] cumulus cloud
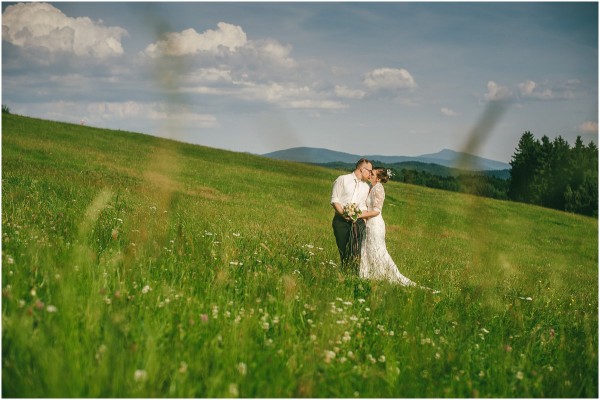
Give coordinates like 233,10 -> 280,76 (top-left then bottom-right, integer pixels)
518,80 -> 554,100
2,2 -> 128,58
238,82 -> 347,110
143,23 -> 247,57
363,68 -> 417,91
484,81 -> 512,101
86,101 -> 219,127
441,107 -> 459,117
334,85 -> 367,99
143,23 -> 296,70
579,121 -> 598,133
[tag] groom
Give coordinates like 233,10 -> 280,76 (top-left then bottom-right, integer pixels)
330,158 -> 372,272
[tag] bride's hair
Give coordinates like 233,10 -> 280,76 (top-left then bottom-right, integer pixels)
374,168 -> 390,183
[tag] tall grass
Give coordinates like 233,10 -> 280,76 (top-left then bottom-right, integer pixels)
2,114 -> 597,397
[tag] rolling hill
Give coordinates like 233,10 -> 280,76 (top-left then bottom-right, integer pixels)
262,146 -> 511,171
2,114 -> 597,397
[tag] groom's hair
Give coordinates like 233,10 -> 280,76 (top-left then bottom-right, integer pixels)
355,158 -> 371,170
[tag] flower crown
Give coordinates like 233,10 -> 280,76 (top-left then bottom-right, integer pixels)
386,169 -> 393,179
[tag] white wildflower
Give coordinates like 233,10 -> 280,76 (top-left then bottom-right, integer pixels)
237,362 -> 247,376
516,371 -> 524,380
46,305 -> 58,313
141,285 -> 151,294
134,369 -> 148,382
229,383 -> 239,397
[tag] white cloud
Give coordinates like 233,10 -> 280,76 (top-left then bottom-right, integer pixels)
188,68 -> 234,84
86,101 -> 218,127
334,85 -> 367,99
2,2 -> 127,58
363,68 -> 417,91
441,107 -> 459,117
518,80 -> 554,100
143,24 -> 297,76
579,121 -> 598,133
144,23 -> 247,57
484,81 -> 512,101
238,82 -> 347,110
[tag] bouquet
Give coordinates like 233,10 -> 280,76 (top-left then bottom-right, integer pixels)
343,203 -> 362,222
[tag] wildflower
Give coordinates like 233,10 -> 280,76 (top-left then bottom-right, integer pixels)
339,356 -> 347,363
141,285 -> 151,294
324,350 -> 336,364
342,331 -> 351,342
46,305 -> 58,313
479,371 -> 485,378
262,322 -> 269,330
367,354 -> 377,364
7,256 -> 14,264
200,314 -> 209,323
389,330 -> 395,336
134,369 -> 148,382
34,299 -> 44,310
481,328 -> 490,334
179,362 -> 188,374
229,383 -> 239,397
232,232 -> 241,237
358,298 -> 366,304
310,334 -> 317,341
237,362 -> 247,376
378,355 -> 386,363
516,371 -> 524,380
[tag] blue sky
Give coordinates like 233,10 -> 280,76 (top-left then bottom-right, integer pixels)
2,2 -> 598,162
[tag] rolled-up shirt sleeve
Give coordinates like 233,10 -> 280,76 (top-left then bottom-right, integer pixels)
331,176 -> 343,204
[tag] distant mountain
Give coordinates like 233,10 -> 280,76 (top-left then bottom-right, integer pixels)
263,147 -> 510,171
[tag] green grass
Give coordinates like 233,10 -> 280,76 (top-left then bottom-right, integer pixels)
2,113 -> 597,397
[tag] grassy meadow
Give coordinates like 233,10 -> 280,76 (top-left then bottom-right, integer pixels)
2,113 -> 598,397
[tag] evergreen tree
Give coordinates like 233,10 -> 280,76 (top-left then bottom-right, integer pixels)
508,131 -> 540,202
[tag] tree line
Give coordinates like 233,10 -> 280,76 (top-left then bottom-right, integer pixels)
509,131 -> 597,216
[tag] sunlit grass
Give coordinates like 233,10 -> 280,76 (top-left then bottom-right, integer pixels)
2,114 -> 598,397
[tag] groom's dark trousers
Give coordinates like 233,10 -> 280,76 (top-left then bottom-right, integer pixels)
332,214 -> 366,271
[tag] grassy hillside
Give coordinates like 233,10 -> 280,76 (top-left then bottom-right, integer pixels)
2,114 -> 597,397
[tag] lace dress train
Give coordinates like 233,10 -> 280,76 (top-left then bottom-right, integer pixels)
359,183 -> 436,292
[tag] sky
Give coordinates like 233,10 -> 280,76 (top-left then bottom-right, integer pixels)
2,1 -> 598,163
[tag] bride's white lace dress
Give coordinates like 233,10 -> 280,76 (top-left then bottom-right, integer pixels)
359,182 -> 417,286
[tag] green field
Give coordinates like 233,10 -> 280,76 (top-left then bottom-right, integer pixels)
2,113 -> 598,397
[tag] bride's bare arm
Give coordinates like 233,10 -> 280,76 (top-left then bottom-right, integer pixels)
359,210 -> 380,220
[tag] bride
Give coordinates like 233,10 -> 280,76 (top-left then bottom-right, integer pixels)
359,167 -> 437,292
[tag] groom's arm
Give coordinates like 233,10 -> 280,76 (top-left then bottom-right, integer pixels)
331,202 -> 345,216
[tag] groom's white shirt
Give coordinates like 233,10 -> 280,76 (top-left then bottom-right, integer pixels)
331,172 -> 370,212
